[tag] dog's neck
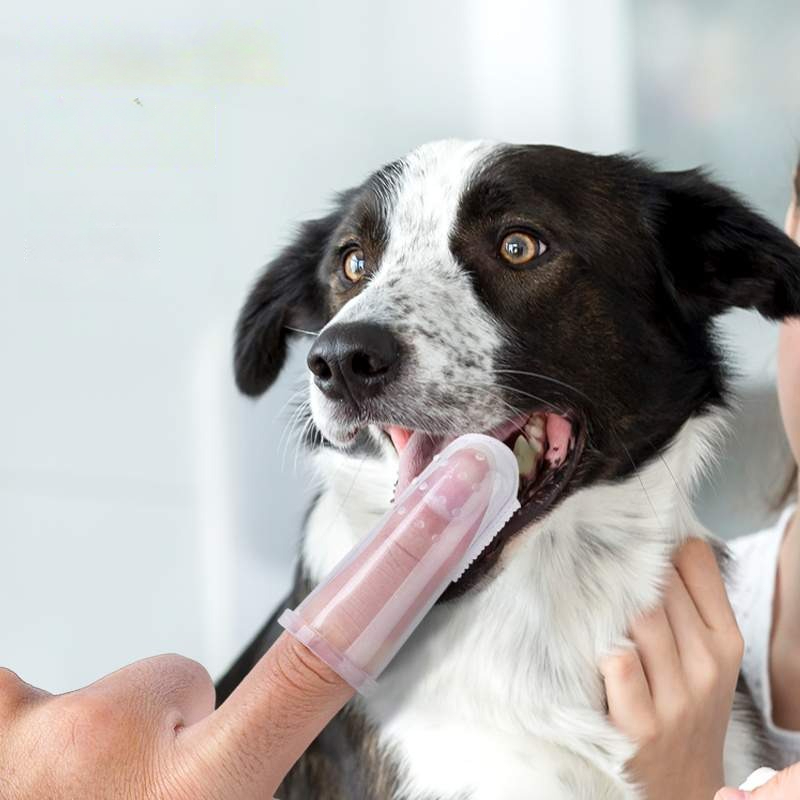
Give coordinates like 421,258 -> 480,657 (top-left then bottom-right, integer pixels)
301,412 -> 724,791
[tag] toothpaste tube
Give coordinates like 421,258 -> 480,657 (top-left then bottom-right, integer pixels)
279,434 -> 520,694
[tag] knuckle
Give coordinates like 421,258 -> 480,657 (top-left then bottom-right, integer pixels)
0,666 -> 22,693
270,636 -> 345,698
636,718 -> 660,746
667,698 -> 691,726
170,655 -> 214,703
383,537 -> 423,573
0,668 -> 31,714
134,654 -> 216,719
606,650 -> 641,683
726,628 -> 745,662
695,657 -> 721,690
142,654 -> 214,692
53,697 -> 116,777
58,692 -> 118,748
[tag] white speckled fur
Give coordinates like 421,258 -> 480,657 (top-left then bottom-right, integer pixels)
311,140 -> 509,445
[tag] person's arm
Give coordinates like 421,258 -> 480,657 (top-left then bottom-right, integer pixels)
0,441 -> 502,800
600,539 -> 744,800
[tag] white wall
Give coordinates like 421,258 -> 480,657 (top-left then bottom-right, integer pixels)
1,0 -> 634,691
631,0 -> 800,537
4,0 -> 796,693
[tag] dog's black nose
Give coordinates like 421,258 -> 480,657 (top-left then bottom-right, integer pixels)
307,322 -> 400,402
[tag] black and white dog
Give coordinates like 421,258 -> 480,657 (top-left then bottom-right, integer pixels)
219,141 -> 800,798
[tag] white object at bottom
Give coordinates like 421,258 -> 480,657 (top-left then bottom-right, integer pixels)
740,766 -> 778,790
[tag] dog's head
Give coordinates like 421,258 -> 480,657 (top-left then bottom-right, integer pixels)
235,140 -> 800,591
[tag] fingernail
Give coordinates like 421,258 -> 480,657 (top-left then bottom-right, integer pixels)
279,434 -> 519,694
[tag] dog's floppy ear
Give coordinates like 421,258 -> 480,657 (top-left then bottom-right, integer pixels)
234,202 -> 348,397
651,167 -> 800,320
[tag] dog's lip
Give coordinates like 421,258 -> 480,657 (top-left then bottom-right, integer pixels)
385,415 -> 529,456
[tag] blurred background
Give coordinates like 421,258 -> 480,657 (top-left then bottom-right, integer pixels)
2,0 -> 799,692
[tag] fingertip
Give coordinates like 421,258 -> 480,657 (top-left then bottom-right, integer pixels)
714,789 -> 750,800
674,537 -> 722,584
599,647 -> 642,684
675,536 -> 714,563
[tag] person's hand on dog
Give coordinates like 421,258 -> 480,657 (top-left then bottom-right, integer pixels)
601,539 -> 744,800
0,636 -> 353,800
0,444 -> 497,800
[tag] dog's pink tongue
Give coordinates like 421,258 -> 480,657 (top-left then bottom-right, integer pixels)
395,431 -> 446,497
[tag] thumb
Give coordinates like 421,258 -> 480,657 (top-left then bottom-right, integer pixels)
182,631 -> 353,798
180,441 -> 510,799
716,762 -> 800,800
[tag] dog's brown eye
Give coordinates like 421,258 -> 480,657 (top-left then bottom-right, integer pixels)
500,232 -> 547,266
342,249 -> 367,283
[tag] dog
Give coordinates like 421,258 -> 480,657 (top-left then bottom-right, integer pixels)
217,140 -> 799,798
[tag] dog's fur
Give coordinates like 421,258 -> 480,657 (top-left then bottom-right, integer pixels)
219,141 -> 800,798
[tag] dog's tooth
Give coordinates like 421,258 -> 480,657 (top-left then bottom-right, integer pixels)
525,417 -> 546,444
513,435 -> 538,478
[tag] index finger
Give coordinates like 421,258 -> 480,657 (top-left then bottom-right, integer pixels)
289,446 -> 494,675
181,442 -> 509,797
673,538 -> 737,633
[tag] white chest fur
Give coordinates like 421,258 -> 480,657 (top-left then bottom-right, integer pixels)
301,414 -> 754,799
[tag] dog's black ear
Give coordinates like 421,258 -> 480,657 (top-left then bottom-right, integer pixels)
651,168 -> 800,320
234,203 -> 347,397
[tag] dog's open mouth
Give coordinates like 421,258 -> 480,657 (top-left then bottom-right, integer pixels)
385,411 -> 585,592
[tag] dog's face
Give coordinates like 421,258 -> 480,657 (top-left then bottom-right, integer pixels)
236,140 -> 800,592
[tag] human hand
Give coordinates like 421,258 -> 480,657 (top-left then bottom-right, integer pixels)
716,762 -> 800,798
0,440 -> 508,800
600,539 -> 744,800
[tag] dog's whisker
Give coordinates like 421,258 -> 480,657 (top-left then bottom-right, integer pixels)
284,325 -> 320,337
606,423 -> 666,533
280,400 -> 312,471
293,414 -> 316,474
318,452 -> 369,541
493,369 -> 593,405
658,452 -> 694,517
446,382 -> 527,424
277,401 -> 313,459
277,401 -> 304,461
275,383 -> 311,420
490,383 -> 561,413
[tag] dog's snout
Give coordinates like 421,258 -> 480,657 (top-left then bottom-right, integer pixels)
307,322 -> 400,402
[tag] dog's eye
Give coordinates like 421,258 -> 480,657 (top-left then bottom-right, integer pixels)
500,232 -> 547,266
342,248 -> 367,283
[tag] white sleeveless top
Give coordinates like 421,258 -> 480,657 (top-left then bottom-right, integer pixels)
728,504 -> 800,773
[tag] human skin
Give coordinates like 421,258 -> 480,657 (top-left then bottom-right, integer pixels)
600,540 -> 744,800
771,184 -> 800,733
607,173 -> 800,800
0,446 -> 492,800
